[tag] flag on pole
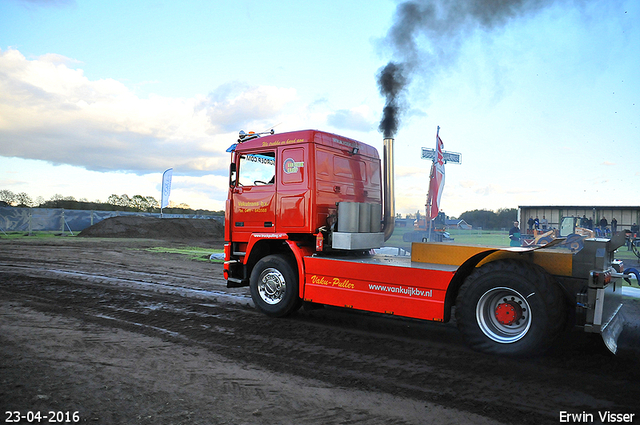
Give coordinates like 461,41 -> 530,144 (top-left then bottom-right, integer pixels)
426,132 -> 445,220
161,168 -> 173,209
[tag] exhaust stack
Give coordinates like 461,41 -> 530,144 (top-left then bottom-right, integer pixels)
382,137 -> 395,241
330,137 -> 394,250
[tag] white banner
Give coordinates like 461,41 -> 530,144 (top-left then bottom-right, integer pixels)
161,168 -> 173,209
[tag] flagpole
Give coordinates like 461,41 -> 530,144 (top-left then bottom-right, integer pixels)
427,163 -> 433,242
428,126 -> 440,242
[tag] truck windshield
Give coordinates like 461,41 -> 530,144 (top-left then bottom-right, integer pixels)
238,152 -> 276,186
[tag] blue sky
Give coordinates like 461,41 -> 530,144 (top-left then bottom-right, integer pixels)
1,0 -> 638,217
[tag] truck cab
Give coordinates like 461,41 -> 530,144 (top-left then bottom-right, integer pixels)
224,130 -> 384,287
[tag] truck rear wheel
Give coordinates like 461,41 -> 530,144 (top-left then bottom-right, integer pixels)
455,259 -> 567,356
250,254 -> 301,318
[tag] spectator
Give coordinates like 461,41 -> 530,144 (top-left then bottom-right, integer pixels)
611,217 -> 617,233
541,215 -> 548,230
580,215 -> 588,228
600,216 -> 608,232
527,217 -> 535,231
534,216 -> 540,230
509,221 -> 521,247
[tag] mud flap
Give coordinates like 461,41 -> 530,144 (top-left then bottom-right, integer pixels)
589,283 -> 625,354
601,304 -> 624,354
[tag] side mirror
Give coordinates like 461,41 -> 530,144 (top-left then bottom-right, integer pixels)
229,163 -> 237,187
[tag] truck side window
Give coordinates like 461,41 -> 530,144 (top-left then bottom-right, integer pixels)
238,152 -> 276,186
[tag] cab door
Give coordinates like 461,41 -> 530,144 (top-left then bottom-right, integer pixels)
230,150 -> 277,240
277,146 -> 309,232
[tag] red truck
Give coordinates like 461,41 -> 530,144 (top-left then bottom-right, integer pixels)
224,129 -> 628,356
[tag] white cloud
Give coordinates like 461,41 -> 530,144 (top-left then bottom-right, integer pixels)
36,52 -> 83,67
326,106 -> 374,132
0,48 -> 297,176
204,82 -> 297,133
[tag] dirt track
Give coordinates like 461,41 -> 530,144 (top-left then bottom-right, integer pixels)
1,234 -> 640,425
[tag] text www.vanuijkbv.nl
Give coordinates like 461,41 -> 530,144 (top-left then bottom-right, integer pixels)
368,284 -> 432,298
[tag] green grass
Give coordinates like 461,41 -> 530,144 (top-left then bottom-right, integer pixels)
445,228 -> 512,247
387,227 -> 512,251
612,249 -> 640,264
142,246 -> 224,262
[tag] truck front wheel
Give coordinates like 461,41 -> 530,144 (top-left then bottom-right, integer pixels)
455,259 -> 567,356
250,255 -> 301,317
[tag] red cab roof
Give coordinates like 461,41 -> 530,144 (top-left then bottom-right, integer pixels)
233,130 -> 379,159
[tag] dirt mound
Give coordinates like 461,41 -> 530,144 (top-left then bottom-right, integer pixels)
78,216 -> 224,240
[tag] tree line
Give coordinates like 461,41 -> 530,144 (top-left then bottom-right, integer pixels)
458,208 -> 518,230
405,208 -> 518,230
0,190 -> 222,215
2,189 -> 515,227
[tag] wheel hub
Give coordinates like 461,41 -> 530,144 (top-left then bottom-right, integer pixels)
476,287 -> 532,344
258,268 -> 286,305
495,301 -> 523,326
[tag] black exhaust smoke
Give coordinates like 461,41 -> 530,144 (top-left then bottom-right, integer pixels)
377,62 -> 407,139
377,0 -> 558,138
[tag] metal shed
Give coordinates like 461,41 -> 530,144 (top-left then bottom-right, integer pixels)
518,205 -> 640,232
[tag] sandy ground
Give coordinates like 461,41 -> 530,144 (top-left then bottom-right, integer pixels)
1,227 -> 639,424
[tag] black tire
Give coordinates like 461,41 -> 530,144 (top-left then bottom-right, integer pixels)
455,259 -> 567,356
250,254 -> 301,318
